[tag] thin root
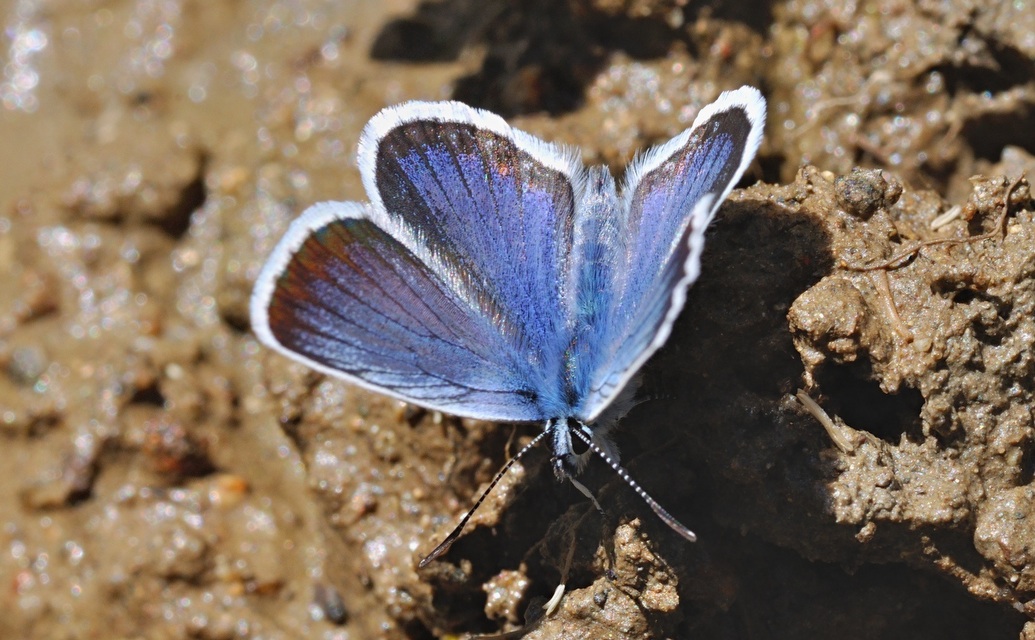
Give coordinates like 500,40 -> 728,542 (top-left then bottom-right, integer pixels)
871,269 -> 913,343
843,174 -> 1027,272
795,390 -> 856,453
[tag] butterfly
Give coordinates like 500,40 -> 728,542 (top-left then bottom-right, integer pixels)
251,86 -> 766,565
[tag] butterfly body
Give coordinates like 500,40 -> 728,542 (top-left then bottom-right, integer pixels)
251,87 -> 766,554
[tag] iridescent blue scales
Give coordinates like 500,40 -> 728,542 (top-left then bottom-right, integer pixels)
251,87 -> 766,561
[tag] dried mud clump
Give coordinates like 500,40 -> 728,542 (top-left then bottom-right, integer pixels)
789,167 -> 1035,612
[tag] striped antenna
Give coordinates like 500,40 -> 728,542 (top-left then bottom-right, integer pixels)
419,428 -> 550,568
569,423 -> 696,542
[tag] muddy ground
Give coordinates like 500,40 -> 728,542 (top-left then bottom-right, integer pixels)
2,0 -> 1035,638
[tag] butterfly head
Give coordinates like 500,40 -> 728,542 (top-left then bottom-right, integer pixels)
548,418 -> 618,482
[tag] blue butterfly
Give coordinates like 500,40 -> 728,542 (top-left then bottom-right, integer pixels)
251,86 -> 766,564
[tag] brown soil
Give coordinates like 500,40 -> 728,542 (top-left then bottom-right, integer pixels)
2,0 -> 1034,638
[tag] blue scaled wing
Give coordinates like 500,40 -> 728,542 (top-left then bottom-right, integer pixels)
575,86 -> 767,421
251,203 -> 555,421
251,102 -> 588,422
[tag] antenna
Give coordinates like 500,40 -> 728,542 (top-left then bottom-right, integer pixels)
419,428 -> 550,568
569,423 -> 697,542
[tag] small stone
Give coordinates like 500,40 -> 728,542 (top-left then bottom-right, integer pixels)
835,168 -> 903,219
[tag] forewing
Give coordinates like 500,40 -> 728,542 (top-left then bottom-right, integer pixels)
358,102 -> 588,416
251,202 -> 554,422
577,86 -> 766,421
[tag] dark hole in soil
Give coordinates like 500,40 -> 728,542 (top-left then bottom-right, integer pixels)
814,359 -> 925,444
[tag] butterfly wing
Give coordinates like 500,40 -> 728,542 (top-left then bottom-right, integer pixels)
251,103 -> 587,421
574,86 -> 767,421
